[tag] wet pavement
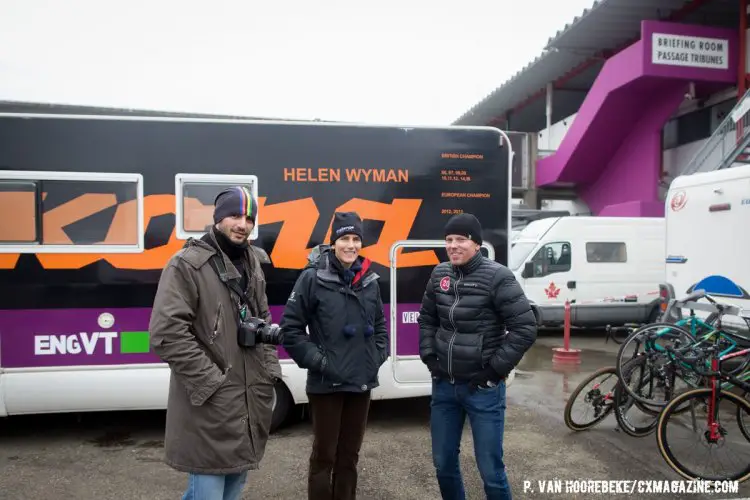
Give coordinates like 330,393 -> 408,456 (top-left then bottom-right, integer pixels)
511,331 -> 749,499
512,330 -> 627,419
0,330 -> 748,499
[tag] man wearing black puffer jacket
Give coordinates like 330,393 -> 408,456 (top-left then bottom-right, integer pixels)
419,213 -> 537,500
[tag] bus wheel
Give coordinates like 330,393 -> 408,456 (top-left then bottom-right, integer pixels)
270,380 -> 293,433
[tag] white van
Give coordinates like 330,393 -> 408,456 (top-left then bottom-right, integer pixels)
510,216 -> 666,328
663,165 -> 750,331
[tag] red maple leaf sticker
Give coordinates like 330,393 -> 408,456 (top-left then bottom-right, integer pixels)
545,282 -> 561,299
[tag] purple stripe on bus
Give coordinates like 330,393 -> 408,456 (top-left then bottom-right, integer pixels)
0,303 -> 423,369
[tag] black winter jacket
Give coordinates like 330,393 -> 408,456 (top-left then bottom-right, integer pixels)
280,245 -> 389,394
418,251 -> 537,382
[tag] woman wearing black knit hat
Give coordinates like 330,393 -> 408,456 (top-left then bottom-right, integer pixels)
280,211 -> 388,500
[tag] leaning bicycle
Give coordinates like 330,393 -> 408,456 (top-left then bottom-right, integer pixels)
614,291 -> 750,408
563,359 -> 661,438
656,341 -> 750,482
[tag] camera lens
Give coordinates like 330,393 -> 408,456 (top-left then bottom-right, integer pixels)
260,323 -> 282,345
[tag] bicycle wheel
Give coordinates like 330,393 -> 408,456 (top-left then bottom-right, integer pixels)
606,325 -> 636,345
740,391 -> 750,443
564,366 -> 617,431
613,357 -> 660,438
657,387 -> 750,482
615,322 -> 698,407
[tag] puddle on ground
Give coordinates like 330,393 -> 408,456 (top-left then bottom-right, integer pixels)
517,341 -> 617,374
136,440 -> 163,448
134,440 -> 165,463
509,340 -> 621,419
89,430 -> 136,448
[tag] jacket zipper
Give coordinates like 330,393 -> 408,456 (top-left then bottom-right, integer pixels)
209,303 -> 222,344
447,269 -> 463,383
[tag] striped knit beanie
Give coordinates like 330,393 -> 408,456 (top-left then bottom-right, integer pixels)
213,186 -> 257,224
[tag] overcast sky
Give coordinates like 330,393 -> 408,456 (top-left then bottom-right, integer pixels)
1,0 -> 595,126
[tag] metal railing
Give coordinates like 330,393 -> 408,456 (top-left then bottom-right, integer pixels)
681,88 -> 750,175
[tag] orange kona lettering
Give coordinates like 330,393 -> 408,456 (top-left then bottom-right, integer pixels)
104,199 -> 139,245
0,194 -> 437,271
0,254 -> 20,269
43,193 -> 118,244
35,195 -> 181,270
256,196 -> 319,269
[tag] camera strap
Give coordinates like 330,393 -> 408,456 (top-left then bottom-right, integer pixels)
207,253 -> 250,320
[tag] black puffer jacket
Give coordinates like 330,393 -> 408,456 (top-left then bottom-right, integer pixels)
418,251 -> 537,382
280,245 -> 388,394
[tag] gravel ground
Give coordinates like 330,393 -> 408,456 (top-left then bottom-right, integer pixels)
1,332 -> 748,499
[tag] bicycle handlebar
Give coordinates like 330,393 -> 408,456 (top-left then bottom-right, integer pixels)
664,344 -> 719,378
666,343 -> 750,380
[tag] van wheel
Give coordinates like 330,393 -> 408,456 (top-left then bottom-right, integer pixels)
647,306 -> 661,324
531,306 -> 541,326
270,380 -> 293,433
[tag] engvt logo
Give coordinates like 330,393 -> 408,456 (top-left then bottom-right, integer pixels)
34,331 -> 151,355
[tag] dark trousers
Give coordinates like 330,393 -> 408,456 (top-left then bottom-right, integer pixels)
307,391 -> 372,500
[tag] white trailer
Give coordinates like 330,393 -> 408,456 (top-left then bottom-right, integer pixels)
663,164 -> 750,330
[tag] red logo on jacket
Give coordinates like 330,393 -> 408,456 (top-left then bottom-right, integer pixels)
439,276 -> 450,292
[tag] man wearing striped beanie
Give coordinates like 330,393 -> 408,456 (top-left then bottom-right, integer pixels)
212,185 -> 257,246
149,184 -> 280,500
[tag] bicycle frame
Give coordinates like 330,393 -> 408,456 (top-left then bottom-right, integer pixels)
623,319 -> 749,404
639,294 -> 750,374
669,345 -> 750,442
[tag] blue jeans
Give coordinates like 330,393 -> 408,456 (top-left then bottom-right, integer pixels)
430,379 -> 511,500
182,472 -> 248,500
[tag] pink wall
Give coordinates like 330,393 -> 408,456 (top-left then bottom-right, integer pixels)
579,80 -> 689,215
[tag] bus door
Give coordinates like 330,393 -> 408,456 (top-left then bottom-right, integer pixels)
389,239 -> 495,385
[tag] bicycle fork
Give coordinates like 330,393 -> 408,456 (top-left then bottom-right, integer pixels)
706,357 -> 722,442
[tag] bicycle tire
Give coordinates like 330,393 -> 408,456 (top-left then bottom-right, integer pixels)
656,387 -> 750,483
564,366 -> 617,432
613,357 -> 659,438
740,391 -> 750,443
615,322 -> 696,407
611,330 -> 630,345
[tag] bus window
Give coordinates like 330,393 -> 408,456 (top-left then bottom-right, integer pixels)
0,181 -> 37,243
41,180 -> 139,245
0,171 -> 144,253
175,173 -> 259,240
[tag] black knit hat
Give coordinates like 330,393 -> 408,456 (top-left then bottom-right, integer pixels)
330,211 -> 363,244
213,186 -> 257,224
444,213 -> 483,245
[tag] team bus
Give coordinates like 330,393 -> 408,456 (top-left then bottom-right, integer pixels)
0,113 -> 514,431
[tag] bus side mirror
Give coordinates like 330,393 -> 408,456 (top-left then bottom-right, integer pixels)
522,261 -> 534,279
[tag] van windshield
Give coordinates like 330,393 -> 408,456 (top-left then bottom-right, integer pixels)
510,242 -> 537,270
